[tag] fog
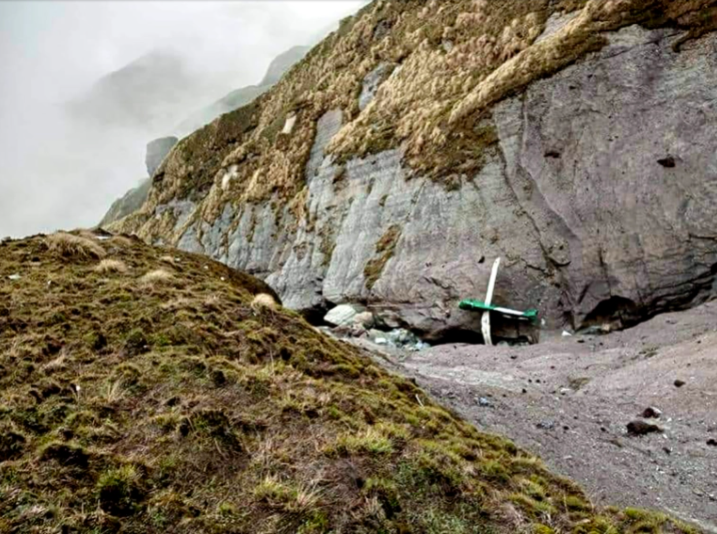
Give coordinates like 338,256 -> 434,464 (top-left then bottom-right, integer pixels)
0,1 -> 364,239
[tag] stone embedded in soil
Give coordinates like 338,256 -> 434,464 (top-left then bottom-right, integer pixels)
627,420 -> 663,436
642,407 -> 662,419
537,420 -> 556,430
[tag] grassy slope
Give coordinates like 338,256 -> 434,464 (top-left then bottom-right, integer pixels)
0,232 -> 700,534
112,0 -> 717,243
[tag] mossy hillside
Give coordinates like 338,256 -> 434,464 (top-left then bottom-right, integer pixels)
0,231 -> 699,533
112,0 -> 717,245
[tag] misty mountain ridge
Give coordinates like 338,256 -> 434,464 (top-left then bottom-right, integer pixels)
99,45 -> 311,227
175,45 -> 310,137
66,50 -> 207,134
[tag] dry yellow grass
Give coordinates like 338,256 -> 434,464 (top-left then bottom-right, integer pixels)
251,293 -> 279,311
139,268 -> 174,285
94,259 -> 128,274
45,232 -> 106,260
110,235 -> 134,248
159,255 -> 179,265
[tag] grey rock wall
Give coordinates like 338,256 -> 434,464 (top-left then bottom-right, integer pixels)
153,26 -> 716,341
146,137 -> 179,177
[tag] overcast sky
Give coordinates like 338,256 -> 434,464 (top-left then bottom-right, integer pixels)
0,1 -> 364,238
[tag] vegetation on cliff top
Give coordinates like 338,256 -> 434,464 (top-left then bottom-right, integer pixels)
0,231 -> 700,533
112,0 -> 717,244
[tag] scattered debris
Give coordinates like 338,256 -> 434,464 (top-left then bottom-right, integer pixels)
562,330 -> 573,337
458,258 -> 539,346
537,420 -> 556,430
639,346 -> 659,359
8,274 -> 21,281
478,397 -> 493,408
642,407 -> 662,419
657,156 -> 677,168
627,420 -> 663,436
578,325 -> 612,336
568,377 -> 591,391
368,328 -> 429,351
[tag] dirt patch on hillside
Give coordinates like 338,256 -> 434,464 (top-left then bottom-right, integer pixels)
364,302 -> 717,532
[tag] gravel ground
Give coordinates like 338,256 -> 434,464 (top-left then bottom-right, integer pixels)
357,301 -> 717,532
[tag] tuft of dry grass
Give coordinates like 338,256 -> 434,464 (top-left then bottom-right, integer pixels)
139,269 -> 174,285
110,235 -> 134,248
42,351 -> 68,375
94,259 -> 128,274
159,255 -> 180,265
45,232 -> 106,260
251,293 -> 279,311
103,379 -> 126,404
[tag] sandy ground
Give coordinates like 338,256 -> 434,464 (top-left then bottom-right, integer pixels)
357,301 -> 717,532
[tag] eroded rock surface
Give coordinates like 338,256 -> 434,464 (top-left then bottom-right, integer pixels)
112,23 -> 717,341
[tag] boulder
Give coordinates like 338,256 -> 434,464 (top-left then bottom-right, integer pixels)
627,421 -> 663,436
642,407 -> 662,419
353,312 -> 376,329
324,304 -> 365,327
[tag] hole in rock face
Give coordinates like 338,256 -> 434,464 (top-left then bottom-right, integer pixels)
544,150 -> 562,159
300,300 -> 334,327
429,329 -> 485,346
582,296 -> 638,331
657,156 -> 676,168
429,312 -> 541,346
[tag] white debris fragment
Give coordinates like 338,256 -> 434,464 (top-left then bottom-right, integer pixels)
282,113 -> 297,135
221,165 -> 239,190
8,274 -> 21,281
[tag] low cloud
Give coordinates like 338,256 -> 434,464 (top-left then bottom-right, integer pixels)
0,1 -> 364,238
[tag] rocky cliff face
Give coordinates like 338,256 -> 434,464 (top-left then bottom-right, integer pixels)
110,0 -> 717,341
100,137 -> 178,227
99,178 -> 152,228
145,136 -> 179,177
